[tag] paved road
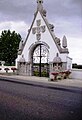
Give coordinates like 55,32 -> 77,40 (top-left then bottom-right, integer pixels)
0,79 -> 82,120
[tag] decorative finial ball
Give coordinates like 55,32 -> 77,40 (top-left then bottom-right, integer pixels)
37,0 -> 43,4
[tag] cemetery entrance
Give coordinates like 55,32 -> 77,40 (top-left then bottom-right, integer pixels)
32,44 -> 49,77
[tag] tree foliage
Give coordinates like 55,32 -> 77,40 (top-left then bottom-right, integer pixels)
72,64 -> 82,69
0,30 -> 21,65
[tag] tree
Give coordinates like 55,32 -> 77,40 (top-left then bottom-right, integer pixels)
72,63 -> 82,69
0,30 -> 21,65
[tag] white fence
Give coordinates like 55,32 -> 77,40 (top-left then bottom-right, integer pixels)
70,69 -> 82,80
0,66 -> 16,73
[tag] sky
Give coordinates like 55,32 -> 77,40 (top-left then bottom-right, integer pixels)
0,0 -> 82,64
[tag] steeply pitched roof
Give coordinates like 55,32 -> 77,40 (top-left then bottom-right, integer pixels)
22,1 -> 69,54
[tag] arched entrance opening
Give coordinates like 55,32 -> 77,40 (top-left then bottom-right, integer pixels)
30,43 -> 49,77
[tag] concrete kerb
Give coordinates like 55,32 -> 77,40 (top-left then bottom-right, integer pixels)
0,74 -> 82,88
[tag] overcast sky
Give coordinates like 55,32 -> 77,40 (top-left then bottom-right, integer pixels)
0,0 -> 82,64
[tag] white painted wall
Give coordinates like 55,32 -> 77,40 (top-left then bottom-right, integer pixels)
17,11 -> 60,63
67,57 -> 72,70
60,53 -> 68,62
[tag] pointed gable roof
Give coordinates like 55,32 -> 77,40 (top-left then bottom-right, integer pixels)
22,0 -> 69,54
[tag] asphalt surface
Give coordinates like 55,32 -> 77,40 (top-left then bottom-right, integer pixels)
0,78 -> 82,120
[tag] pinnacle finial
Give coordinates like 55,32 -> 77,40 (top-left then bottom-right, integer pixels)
37,0 -> 43,4
36,0 -> 46,17
37,0 -> 43,12
62,35 -> 67,48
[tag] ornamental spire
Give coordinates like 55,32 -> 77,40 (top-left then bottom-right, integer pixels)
62,35 -> 67,48
37,0 -> 43,11
37,0 -> 43,4
36,0 -> 46,17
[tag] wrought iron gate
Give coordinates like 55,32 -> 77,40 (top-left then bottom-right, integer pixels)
32,44 -> 49,77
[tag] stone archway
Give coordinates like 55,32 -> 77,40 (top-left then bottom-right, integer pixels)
29,43 -> 49,77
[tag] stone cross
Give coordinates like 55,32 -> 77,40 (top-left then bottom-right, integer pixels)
32,19 -> 46,41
